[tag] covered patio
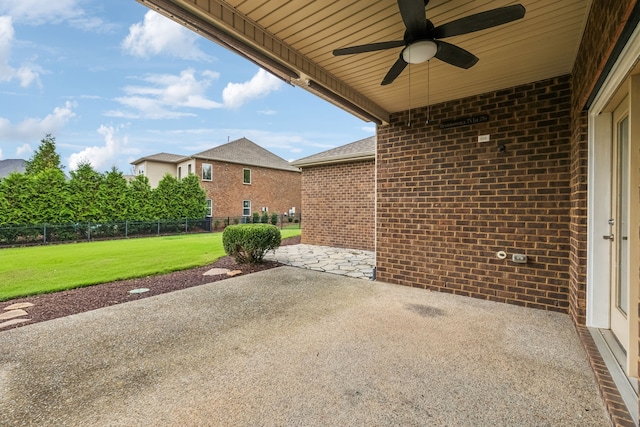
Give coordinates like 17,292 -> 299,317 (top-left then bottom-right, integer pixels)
0,267 -> 609,426
134,0 -> 640,424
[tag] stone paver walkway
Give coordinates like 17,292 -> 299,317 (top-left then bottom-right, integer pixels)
265,244 -> 375,280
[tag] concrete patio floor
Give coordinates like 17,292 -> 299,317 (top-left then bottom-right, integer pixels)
0,267 -> 609,426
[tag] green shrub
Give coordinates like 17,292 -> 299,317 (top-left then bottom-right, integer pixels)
252,212 -> 260,224
222,224 -> 281,264
261,211 -> 269,224
270,212 -> 278,226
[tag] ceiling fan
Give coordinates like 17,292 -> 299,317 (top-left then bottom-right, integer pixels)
333,0 -> 526,85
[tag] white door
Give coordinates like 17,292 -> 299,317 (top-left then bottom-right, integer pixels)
609,98 -> 630,353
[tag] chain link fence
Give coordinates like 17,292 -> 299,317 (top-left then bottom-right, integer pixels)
0,214 -> 302,247
0,218 -> 212,247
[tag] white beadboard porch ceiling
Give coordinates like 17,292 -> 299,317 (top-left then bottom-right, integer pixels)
136,0 -> 592,124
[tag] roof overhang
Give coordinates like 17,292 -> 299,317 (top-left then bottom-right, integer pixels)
136,0 -> 592,125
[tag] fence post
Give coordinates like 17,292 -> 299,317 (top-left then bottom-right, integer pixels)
43,224 -> 47,244
157,219 -> 160,236
88,221 -> 91,241
185,218 -> 188,233
125,220 -> 128,237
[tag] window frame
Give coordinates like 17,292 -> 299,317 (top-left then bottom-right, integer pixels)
242,200 -> 251,217
243,168 -> 251,184
202,163 -> 212,181
206,199 -> 212,217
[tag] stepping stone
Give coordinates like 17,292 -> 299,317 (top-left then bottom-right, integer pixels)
0,309 -> 29,321
0,318 -> 31,329
203,268 -> 231,276
227,270 -> 243,277
4,302 -> 34,310
129,288 -> 150,294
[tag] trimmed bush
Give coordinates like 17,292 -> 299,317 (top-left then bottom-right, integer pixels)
270,212 -> 278,226
222,224 -> 281,264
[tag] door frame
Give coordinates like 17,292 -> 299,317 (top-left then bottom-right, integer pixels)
587,21 -> 640,378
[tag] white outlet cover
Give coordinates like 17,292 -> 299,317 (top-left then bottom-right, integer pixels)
478,134 -> 490,142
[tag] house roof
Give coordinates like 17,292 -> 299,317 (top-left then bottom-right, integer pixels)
137,0 -> 592,125
0,159 -> 26,178
130,152 -> 187,165
292,136 -> 375,168
193,137 -> 300,172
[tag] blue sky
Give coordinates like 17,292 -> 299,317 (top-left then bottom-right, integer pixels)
0,0 -> 374,173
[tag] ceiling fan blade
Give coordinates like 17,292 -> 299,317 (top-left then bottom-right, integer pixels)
381,56 -> 408,85
333,40 -> 405,56
434,40 -> 478,69
397,0 -> 427,35
432,4 -> 525,39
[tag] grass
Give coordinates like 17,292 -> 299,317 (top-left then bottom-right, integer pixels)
0,228 -> 301,301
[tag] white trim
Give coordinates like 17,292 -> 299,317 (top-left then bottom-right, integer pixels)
587,19 -> 640,383
587,112 -> 612,328
587,22 -> 640,325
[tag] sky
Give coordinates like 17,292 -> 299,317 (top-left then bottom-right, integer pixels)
0,0 -> 375,173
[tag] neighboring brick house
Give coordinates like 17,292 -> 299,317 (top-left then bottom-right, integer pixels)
291,136 -> 375,251
131,138 -> 301,220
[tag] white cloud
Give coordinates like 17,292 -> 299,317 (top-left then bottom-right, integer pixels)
0,0 -> 114,32
122,11 -> 208,60
0,148 -> 3,159
16,143 -> 31,156
106,68 -> 222,119
0,16 -> 40,87
0,0 -> 82,25
361,125 -> 376,133
222,69 -> 282,109
67,125 -> 139,171
0,101 -> 75,140
258,109 -> 277,116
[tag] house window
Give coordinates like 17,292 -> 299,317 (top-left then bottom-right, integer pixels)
206,199 -> 212,217
178,166 -> 182,179
243,168 -> 251,184
243,200 -> 251,217
202,163 -> 212,181
188,164 -> 192,175
138,167 -> 144,176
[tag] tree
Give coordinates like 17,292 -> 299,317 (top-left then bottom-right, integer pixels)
178,174 -> 207,219
97,167 -> 129,221
68,162 -> 103,221
25,134 -> 64,175
126,174 -> 153,220
152,174 -> 182,219
0,172 -> 31,224
30,169 -> 72,224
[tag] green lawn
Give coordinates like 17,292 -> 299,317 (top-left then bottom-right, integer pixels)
0,228 -> 301,301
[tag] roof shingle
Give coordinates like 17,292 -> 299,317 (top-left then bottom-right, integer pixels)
193,137 -> 299,172
130,152 -> 187,165
291,136 -> 375,167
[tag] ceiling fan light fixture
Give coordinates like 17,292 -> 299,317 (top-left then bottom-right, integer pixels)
402,40 -> 437,64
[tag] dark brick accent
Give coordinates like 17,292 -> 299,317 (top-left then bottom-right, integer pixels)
576,326 -> 636,427
377,75 -> 572,313
300,160 -> 375,251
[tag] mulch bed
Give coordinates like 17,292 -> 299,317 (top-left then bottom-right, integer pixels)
0,236 -> 300,331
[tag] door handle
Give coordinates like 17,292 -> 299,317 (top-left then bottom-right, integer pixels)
603,234 -> 614,241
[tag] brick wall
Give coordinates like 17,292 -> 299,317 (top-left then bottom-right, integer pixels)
300,160 -> 375,251
376,75 -> 572,313
195,159 -> 301,219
